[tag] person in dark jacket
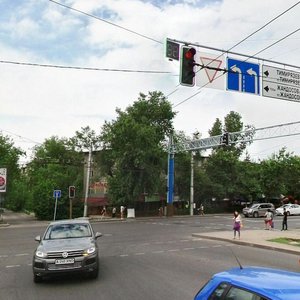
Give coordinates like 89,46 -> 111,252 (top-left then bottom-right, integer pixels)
281,207 -> 288,231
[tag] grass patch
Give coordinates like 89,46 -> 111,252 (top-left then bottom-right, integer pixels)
269,237 -> 300,247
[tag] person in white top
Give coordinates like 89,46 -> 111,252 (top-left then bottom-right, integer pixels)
233,211 -> 242,239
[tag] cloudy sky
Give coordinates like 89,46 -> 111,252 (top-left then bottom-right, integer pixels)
1,0 -> 300,163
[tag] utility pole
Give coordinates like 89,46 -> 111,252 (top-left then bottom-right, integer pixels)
190,152 -> 194,216
83,147 -> 92,217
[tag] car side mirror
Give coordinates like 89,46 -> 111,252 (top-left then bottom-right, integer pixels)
95,232 -> 102,239
35,235 -> 41,242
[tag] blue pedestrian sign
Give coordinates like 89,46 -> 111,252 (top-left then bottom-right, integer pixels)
227,58 -> 260,95
53,190 -> 61,198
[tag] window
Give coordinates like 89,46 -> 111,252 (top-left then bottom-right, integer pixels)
208,283 -> 229,299
223,286 -> 268,300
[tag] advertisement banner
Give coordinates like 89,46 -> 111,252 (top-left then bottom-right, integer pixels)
0,168 -> 7,192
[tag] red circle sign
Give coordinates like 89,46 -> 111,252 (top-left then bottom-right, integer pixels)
0,176 -> 5,187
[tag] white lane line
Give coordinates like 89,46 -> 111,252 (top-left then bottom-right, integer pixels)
6,265 -> 21,268
135,253 -> 145,256
152,250 -> 164,254
183,248 -> 195,251
0,255 -> 8,258
180,239 -> 189,242
120,254 -> 129,257
167,249 -> 179,252
15,253 -> 29,257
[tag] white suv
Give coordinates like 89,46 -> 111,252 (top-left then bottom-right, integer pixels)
243,203 -> 275,218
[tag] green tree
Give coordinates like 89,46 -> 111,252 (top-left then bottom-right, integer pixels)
0,134 -> 25,210
100,91 -> 176,208
27,137 -> 83,220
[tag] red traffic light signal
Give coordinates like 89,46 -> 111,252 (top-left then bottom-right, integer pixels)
69,186 -> 75,198
180,46 -> 196,86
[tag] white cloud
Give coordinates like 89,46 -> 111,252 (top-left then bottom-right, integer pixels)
0,0 -> 300,161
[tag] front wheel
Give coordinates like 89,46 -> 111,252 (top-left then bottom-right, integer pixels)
253,212 -> 259,218
33,273 -> 43,283
89,267 -> 99,279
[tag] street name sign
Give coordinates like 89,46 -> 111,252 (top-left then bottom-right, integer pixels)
262,65 -> 300,102
195,52 -> 225,90
227,58 -> 260,95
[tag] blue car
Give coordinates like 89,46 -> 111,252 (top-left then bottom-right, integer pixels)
194,266 -> 300,300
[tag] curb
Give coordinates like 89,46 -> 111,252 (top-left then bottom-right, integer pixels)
192,233 -> 300,255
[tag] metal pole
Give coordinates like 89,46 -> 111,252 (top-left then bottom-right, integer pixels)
83,147 -> 92,217
167,136 -> 174,216
69,197 -> 72,219
190,152 -> 194,216
53,196 -> 58,221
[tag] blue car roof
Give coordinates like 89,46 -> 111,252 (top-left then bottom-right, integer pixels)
197,266 -> 300,300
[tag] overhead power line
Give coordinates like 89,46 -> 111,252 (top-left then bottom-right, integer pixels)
171,1 -> 300,107
49,0 -> 163,45
0,60 -> 171,74
173,26 -> 300,108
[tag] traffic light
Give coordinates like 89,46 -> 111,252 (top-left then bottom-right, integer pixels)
222,132 -> 229,145
69,186 -> 75,198
180,46 -> 196,86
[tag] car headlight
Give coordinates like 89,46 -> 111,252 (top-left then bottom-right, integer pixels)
84,246 -> 96,256
35,250 -> 47,258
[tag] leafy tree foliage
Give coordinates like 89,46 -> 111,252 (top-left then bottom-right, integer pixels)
100,91 -> 176,207
27,137 -> 84,220
0,134 -> 25,210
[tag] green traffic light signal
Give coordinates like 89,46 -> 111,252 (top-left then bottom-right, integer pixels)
180,46 -> 196,86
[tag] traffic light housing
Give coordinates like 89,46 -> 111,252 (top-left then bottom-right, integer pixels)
69,186 -> 75,198
222,132 -> 229,145
180,46 -> 196,86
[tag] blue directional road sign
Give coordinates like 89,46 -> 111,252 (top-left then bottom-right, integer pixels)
227,58 -> 260,95
53,190 -> 61,198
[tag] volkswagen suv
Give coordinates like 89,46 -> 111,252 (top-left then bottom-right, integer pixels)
32,218 -> 102,283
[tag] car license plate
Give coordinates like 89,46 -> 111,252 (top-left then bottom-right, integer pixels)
55,258 -> 74,265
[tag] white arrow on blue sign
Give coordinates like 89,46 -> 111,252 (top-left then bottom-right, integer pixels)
227,58 -> 260,95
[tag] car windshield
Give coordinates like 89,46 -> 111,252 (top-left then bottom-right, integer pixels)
44,223 -> 92,240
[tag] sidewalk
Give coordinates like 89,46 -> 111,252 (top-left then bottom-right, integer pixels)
192,228 -> 300,255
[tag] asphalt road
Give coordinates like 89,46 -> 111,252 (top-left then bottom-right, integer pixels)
1,214 -> 300,300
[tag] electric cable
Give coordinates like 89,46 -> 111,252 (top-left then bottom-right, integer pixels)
49,0 -> 163,45
173,26 -> 300,108
169,1 -> 300,105
0,60 -> 172,74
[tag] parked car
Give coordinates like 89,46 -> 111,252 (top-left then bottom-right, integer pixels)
276,203 -> 300,216
32,218 -> 102,283
194,266 -> 300,300
242,203 -> 275,218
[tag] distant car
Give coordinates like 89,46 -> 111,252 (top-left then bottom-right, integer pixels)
194,266 -> 300,300
242,203 -> 275,218
276,204 -> 300,216
32,219 -> 102,283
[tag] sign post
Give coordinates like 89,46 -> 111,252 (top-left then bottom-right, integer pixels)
53,190 -> 61,221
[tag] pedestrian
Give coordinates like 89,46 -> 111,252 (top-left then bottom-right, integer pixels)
233,211 -> 242,239
264,209 -> 273,230
120,205 -> 125,219
112,206 -> 116,218
281,207 -> 288,230
101,206 -> 106,219
199,204 -> 204,216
